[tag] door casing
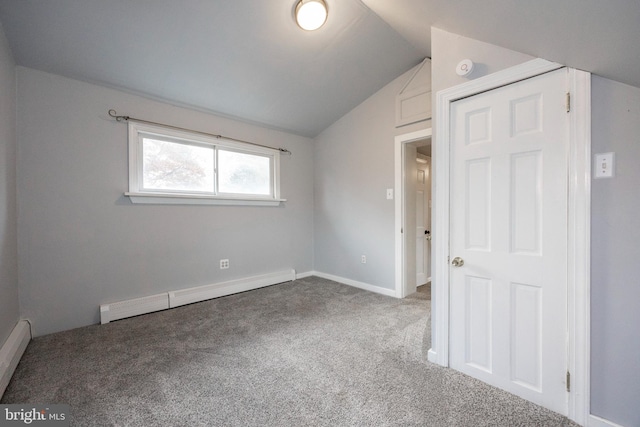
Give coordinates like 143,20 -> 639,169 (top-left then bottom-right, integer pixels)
416,154 -> 431,286
394,128 -> 432,298
430,59 -> 590,424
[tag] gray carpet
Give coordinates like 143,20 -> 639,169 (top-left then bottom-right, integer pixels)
2,277 -> 577,426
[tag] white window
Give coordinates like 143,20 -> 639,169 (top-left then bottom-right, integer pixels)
125,122 -> 284,206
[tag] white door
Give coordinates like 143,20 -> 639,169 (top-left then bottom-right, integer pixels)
416,157 -> 431,286
449,69 -> 568,414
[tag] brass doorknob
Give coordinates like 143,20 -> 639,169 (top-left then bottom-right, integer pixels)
451,257 -> 464,267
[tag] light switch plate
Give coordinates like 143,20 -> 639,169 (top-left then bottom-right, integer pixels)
594,152 -> 615,178
386,189 -> 394,200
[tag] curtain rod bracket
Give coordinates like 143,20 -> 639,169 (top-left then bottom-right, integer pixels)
108,109 -> 130,122
108,109 -> 292,155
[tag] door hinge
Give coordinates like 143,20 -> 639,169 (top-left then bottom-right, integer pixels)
566,92 -> 571,113
566,371 -> 571,392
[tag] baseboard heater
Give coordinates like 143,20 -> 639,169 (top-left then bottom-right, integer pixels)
0,320 -> 32,398
100,269 -> 296,324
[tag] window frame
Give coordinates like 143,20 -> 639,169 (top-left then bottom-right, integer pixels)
125,122 -> 284,206
216,146 -> 275,198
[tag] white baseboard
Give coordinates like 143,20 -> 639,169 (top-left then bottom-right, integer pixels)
311,271 -> 398,298
588,415 -> 626,427
295,271 -> 315,279
100,269 -> 296,324
169,269 -> 295,308
427,348 -> 438,364
0,320 -> 32,398
100,293 -> 169,324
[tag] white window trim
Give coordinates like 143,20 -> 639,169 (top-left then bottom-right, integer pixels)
125,122 -> 285,206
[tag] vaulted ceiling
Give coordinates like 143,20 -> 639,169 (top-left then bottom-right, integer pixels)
363,0 -> 640,91
1,1 -> 639,137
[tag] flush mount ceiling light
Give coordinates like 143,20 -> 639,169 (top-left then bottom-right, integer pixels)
295,0 -> 328,31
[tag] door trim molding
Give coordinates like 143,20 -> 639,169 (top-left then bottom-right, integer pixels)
395,128 -> 432,298
566,68 -> 591,425
432,58 -> 590,424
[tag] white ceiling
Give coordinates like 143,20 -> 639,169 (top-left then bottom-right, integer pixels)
363,0 -> 640,90
0,0 -> 422,137
1,1 -> 639,137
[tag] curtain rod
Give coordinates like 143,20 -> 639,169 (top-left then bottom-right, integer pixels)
108,109 -> 292,155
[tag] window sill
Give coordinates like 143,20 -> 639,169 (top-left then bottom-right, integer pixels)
125,192 -> 286,206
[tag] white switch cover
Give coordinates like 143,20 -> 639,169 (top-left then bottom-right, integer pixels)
595,152 -> 615,178
386,189 -> 394,200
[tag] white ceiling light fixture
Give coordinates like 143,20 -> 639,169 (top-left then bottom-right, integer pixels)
295,0 -> 328,31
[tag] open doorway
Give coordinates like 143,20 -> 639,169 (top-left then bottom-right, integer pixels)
394,128 -> 432,299
415,147 -> 431,289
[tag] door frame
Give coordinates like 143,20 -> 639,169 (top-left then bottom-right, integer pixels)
431,58 -> 590,424
394,128 -> 432,298
416,153 -> 432,286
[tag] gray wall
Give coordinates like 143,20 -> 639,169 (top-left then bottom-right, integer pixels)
591,76 -> 640,427
313,65 -> 429,290
431,28 -> 535,96
16,67 -> 314,336
0,22 -> 19,346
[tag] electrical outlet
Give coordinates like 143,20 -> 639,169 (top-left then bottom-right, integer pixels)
361,255 -> 366,264
386,189 -> 394,200
220,259 -> 229,269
